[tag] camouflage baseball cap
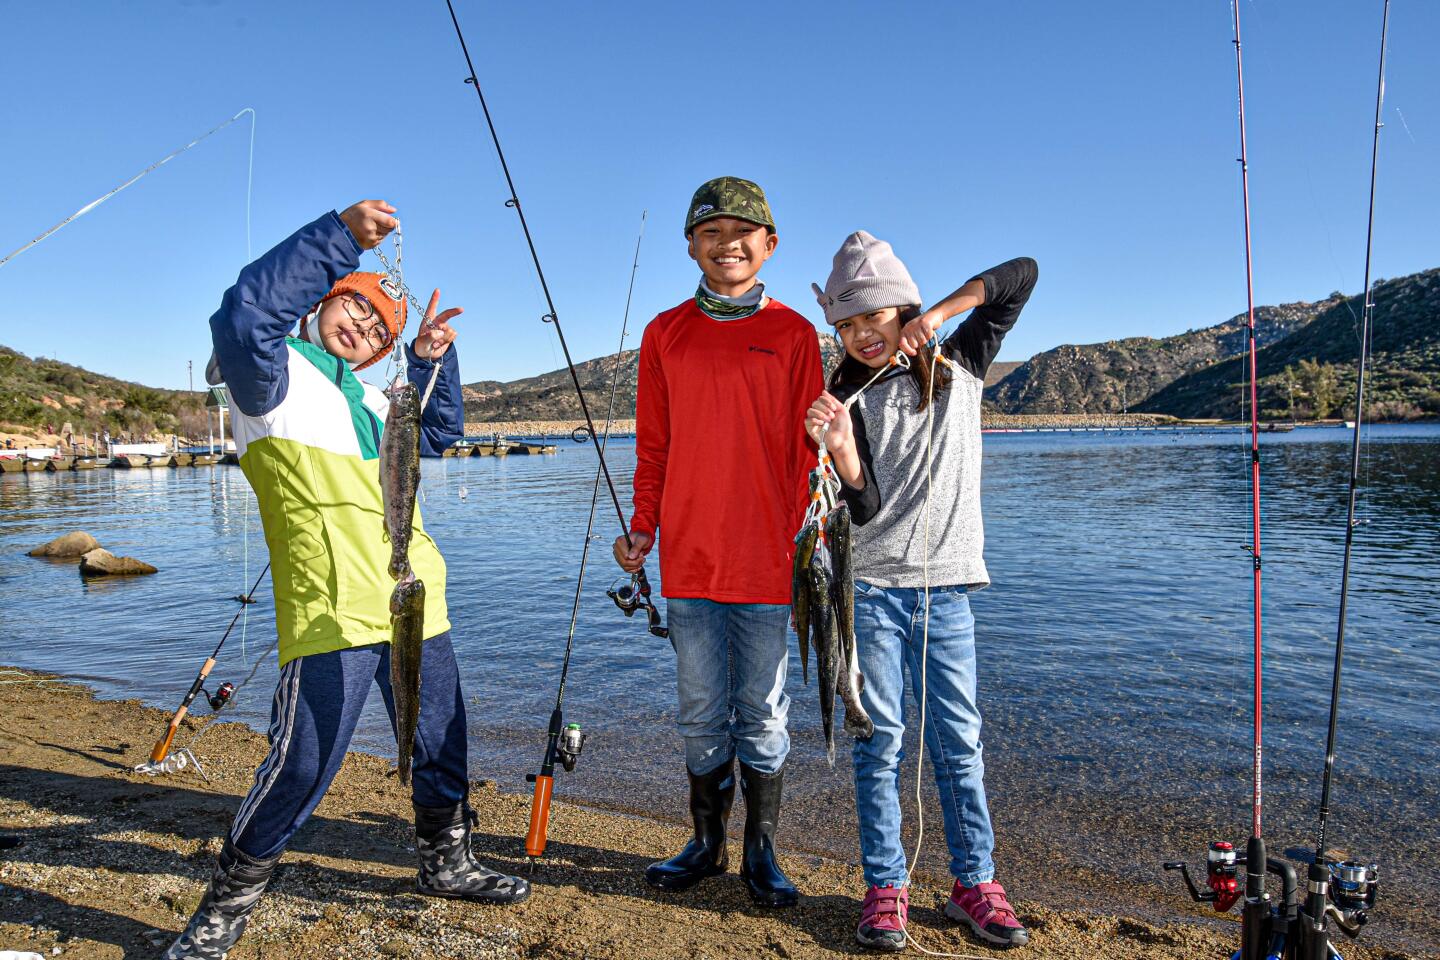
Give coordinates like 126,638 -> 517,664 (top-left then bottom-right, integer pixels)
684,176 -> 775,236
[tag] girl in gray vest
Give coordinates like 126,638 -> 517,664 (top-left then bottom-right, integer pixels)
806,232 -> 1037,952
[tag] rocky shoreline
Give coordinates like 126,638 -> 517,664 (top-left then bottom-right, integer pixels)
461,414 -> 1198,438
0,670 -> 1420,960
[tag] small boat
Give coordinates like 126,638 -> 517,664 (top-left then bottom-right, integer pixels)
1260,422 -> 1296,433
0,457 -> 24,474
47,456 -> 75,471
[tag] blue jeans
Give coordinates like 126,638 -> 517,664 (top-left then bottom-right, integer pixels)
851,582 -> 996,888
230,631 -> 469,859
668,599 -> 791,776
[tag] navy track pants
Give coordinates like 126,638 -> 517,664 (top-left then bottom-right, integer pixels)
229,631 -> 468,859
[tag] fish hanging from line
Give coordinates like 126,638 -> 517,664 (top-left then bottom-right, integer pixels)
792,443 -> 874,766
381,378 -> 425,785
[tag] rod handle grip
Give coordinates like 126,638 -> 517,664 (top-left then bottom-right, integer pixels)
149,706 -> 190,763
525,774 -> 554,859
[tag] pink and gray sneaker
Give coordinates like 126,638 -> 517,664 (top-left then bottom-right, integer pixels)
944,879 -> 1029,948
856,884 -> 909,952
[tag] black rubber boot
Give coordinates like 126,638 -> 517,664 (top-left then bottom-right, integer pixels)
644,761 -> 735,891
415,802 -> 530,904
739,762 -> 799,907
164,838 -> 281,959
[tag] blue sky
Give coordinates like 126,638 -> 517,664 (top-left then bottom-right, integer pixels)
1,1 -> 1435,390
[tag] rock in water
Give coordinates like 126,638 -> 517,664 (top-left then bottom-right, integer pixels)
78,548 -> 157,577
28,531 -> 101,558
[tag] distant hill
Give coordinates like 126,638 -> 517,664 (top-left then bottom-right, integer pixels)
463,335 -> 846,423
983,299 -> 1333,415
1139,269 -> 1440,420
0,346 -> 206,441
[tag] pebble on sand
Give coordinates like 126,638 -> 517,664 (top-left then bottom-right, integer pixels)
26,531 -> 101,559
77,548 -> 157,577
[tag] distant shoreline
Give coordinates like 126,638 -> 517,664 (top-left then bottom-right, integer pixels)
459,415 -> 1401,438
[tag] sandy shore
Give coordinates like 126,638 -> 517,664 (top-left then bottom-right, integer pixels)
0,671 -> 1417,960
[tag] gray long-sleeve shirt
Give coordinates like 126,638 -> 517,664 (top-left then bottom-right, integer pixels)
837,257 -> 1038,589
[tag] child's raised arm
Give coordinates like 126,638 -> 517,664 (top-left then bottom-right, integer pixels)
898,257 -> 1039,380
208,209 -> 370,416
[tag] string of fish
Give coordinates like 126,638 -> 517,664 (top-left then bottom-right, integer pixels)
792,353 -> 912,766
372,219 -> 438,786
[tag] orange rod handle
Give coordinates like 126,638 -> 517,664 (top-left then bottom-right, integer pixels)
149,656 -> 215,763
525,774 -> 554,859
150,706 -> 188,763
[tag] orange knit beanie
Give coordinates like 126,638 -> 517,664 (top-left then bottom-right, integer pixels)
299,271 -> 407,371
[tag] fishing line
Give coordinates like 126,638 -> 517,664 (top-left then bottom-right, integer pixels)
440,0 -> 646,564
0,108 -> 256,268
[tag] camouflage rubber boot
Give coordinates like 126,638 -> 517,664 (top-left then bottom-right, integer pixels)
738,762 -> 799,907
414,802 -> 531,904
164,838 -> 280,960
644,761 -> 735,891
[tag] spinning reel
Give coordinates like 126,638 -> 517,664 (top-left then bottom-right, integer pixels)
203,680 -> 235,711
1165,841 -> 1380,960
608,573 -> 668,639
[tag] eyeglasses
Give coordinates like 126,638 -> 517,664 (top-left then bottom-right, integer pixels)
341,294 -> 394,350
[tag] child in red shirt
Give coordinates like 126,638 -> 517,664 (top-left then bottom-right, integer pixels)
614,177 -> 822,906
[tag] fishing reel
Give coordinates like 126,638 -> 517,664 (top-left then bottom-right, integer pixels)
556,721 -> 586,773
608,573 -> 669,639
204,681 -> 235,712
1326,860 -> 1379,937
1165,840 -> 1242,912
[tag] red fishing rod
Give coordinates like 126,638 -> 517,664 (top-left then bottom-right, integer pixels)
1165,9 -> 1287,958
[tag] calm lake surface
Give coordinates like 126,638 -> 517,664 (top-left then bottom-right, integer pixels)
3,424 -> 1437,946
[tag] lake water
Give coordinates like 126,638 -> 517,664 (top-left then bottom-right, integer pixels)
2,424 -> 1437,948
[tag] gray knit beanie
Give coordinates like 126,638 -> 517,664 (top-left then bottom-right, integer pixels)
811,230 -> 921,326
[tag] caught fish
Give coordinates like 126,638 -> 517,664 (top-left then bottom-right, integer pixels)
380,380 -> 423,581
380,378 -> 426,783
809,547 -> 840,766
389,575 -> 426,785
825,504 -> 873,739
792,521 -> 820,685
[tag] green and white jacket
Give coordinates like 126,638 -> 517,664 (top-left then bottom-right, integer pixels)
209,211 -> 463,664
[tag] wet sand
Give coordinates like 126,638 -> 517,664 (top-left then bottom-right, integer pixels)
0,671 -> 1424,959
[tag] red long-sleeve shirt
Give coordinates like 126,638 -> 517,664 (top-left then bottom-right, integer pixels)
631,298 -> 823,603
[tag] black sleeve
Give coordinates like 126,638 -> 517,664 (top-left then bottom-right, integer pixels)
837,400 -> 882,526
943,256 -> 1039,380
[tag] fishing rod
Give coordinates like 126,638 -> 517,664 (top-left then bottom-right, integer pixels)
441,0 -> 663,627
1166,6 -> 1391,958
1298,2 -> 1391,954
1,108 -> 256,269
525,211 -> 647,863
1164,8 -> 1286,958
136,563 -> 270,775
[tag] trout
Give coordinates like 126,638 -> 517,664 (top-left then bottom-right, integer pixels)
389,575 -> 426,785
380,378 -> 426,784
826,504 -> 873,739
380,380 -> 422,581
809,547 -> 840,766
791,521 -> 820,685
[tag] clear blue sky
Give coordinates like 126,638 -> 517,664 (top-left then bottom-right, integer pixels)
1,1 -> 1435,390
